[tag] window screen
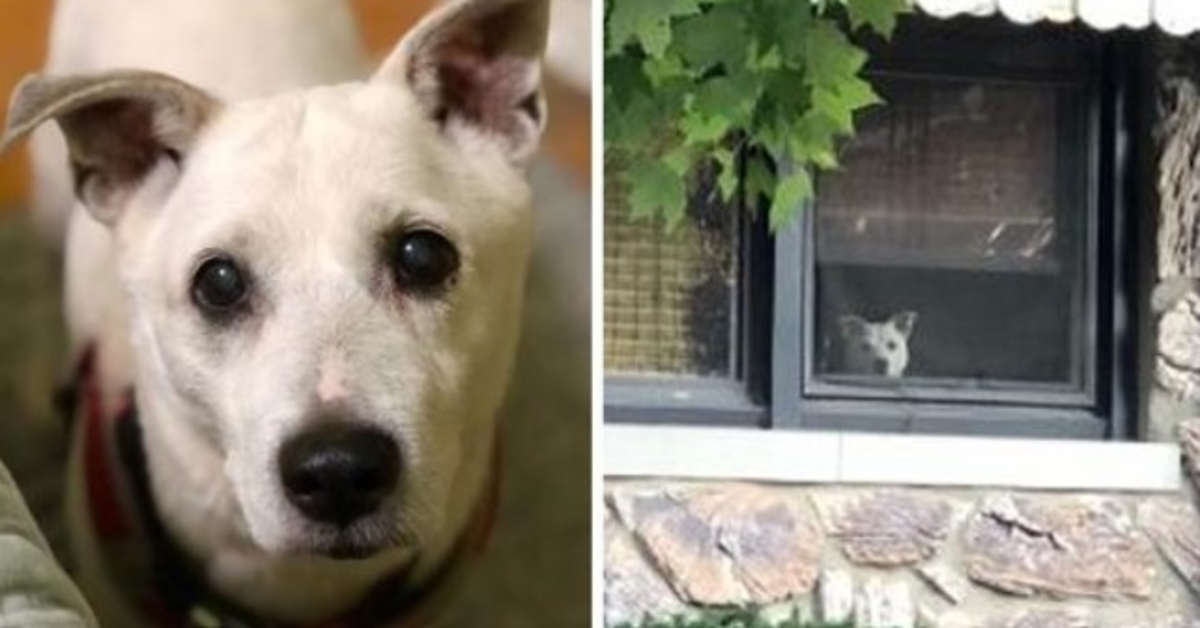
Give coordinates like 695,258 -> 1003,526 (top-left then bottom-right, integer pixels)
813,75 -> 1088,392
604,160 -> 741,378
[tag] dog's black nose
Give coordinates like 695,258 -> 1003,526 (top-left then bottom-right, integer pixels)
873,358 -> 889,374
279,425 -> 399,527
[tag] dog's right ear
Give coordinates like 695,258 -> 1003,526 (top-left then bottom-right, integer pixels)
839,315 -> 869,339
1,70 -> 220,226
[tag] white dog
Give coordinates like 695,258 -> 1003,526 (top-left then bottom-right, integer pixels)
837,311 -> 918,378
2,0 -> 549,625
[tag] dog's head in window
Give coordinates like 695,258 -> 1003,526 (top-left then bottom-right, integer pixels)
837,311 -> 917,378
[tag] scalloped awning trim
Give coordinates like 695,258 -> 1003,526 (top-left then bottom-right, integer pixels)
911,0 -> 1200,35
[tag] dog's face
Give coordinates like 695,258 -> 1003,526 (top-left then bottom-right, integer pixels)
120,84 -> 534,558
2,0 -> 548,558
838,311 -> 917,378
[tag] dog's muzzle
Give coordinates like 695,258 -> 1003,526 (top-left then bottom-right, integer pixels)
279,424 -> 400,527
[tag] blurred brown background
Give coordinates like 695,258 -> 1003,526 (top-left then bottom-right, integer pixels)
0,0 -> 590,208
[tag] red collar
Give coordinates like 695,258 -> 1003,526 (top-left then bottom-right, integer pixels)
70,346 -> 500,628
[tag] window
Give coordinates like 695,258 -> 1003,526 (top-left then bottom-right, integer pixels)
815,79 -> 1086,389
604,158 -> 767,424
604,161 -> 741,379
604,15 -> 1137,439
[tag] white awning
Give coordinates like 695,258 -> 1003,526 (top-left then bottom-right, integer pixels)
912,0 -> 1200,35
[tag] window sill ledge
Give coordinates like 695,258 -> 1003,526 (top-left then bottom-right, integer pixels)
604,424 -> 1182,492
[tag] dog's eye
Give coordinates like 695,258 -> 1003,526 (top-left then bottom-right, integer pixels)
191,257 -> 248,313
389,230 -> 459,294
886,341 -> 897,351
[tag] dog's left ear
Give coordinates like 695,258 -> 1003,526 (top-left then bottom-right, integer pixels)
891,311 -> 918,338
374,0 -> 550,166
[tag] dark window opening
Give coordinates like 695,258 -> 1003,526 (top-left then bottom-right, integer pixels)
604,14 -> 1138,439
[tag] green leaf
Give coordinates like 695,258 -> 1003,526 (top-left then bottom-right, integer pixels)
846,0 -> 911,38
838,74 -> 884,110
692,77 -> 746,117
691,73 -> 758,123
643,54 -> 691,85
744,153 -> 776,206
805,19 -> 864,89
627,160 -> 685,223
748,39 -> 783,70
790,111 -> 842,169
603,54 -> 649,110
713,147 -> 738,200
606,89 -> 663,150
607,0 -> 704,56
808,147 -> 840,170
811,87 -> 855,134
663,144 -> 695,177
755,0 -> 812,65
769,168 -> 812,229
606,0 -> 904,232
671,6 -> 748,71
680,109 -> 731,144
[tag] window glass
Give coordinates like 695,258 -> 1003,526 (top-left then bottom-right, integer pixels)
814,76 -> 1086,389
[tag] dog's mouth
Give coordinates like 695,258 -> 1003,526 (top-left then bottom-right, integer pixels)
326,538 -> 395,560
289,516 -> 416,560
300,534 -> 403,561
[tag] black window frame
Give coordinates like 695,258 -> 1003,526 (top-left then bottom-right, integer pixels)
604,15 -> 1140,440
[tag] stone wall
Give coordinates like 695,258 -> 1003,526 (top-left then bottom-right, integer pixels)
605,433 -> 1200,627
1149,38 -> 1200,442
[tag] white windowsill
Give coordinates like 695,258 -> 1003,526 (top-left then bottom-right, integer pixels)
604,424 -> 1182,492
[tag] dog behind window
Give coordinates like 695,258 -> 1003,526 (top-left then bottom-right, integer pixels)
835,311 -> 918,378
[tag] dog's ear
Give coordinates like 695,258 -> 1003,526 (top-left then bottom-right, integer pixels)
373,0 -> 549,166
839,315 -> 869,340
1,70 -> 220,225
890,311 -> 918,338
